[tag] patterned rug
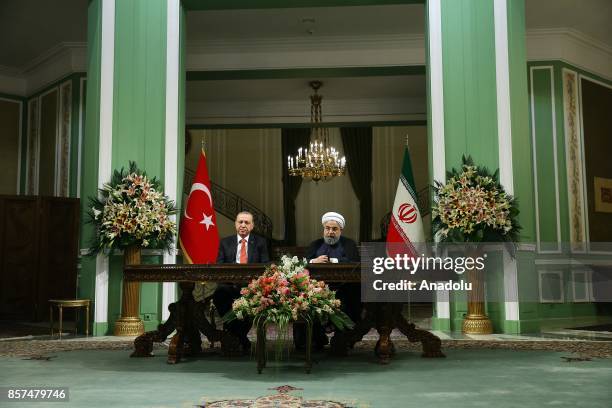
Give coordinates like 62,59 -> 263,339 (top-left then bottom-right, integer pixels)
1,338 -> 611,359
197,385 -> 359,408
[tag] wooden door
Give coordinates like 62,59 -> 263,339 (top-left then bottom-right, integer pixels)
36,197 -> 79,320
0,196 -> 39,320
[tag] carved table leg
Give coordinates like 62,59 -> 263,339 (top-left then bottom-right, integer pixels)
330,307 -> 374,356
167,331 -> 183,364
373,304 -> 395,364
397,316 -> 445,358
193,300 -> 224,347
131,303 -> 178,357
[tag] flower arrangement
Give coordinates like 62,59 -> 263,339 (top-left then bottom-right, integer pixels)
87,162 -> 177,255
432,155 -> 520,250
224,255 -> 354,333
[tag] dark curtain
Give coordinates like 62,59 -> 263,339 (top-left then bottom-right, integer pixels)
281,128 -> 311,245
341,127 -> 373,242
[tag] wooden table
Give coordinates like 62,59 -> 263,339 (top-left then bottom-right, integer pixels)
124,263 -> 444,364
49,299 -> 90,339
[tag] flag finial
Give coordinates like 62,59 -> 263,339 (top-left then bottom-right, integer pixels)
201,136 -> 206,151
405,134 -> 409,147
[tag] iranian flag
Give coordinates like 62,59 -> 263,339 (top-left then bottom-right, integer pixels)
386,146 -> 425,258
179,148 -> 220,264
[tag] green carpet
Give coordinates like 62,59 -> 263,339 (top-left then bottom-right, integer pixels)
1,348 -> 611,407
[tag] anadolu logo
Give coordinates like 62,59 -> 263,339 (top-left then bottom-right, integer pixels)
397,203 -> 418,224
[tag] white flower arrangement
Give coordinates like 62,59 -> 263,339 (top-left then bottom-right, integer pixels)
432,155 -> 520,247
87,162 -> 177,255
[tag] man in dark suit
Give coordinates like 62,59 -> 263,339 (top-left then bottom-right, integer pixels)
295,211 -> 361,350
214,211 -> 269,352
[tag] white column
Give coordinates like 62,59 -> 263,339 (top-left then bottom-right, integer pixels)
428,0 -> 449,321
428,0 -> 446,184
494,0 -> 520,324
162,0 -> 181,320
494,0 -> 514,195
94,0 -> 115,327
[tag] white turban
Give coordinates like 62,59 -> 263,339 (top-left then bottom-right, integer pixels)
321,212 -> 345,229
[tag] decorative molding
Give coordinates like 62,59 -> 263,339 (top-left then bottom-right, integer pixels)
22,42 -> 87,74
575,74 -> 591,251
526,28 -> 612,81
25,98 -> 40,194
562,69 -> 587,253
77,77 -> 86,198
186,97 -> 426,125
517,243 -> 537,251
188,33 -> 426,53
529,66 -> 562,253
57,80 -> 72,197
571,269 -> 592,303
24,44 -> 86,96
186,33 -> 425,71
2,28 -> 611,97
538,270 -> 565,303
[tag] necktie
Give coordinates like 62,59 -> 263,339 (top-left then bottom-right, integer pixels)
239,239 -> 247,264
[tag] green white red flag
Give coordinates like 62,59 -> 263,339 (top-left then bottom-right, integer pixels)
386,147 -> 425,258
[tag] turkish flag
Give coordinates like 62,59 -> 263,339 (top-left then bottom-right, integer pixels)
179,149 -> 219,264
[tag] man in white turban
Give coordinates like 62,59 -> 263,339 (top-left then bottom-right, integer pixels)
306,212 -> 359,263
295,211 -> 360,351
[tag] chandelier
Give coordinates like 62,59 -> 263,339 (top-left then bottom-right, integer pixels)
288,81 -> 346,182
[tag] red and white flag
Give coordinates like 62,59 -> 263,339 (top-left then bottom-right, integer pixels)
386,147 -> 425,258
179,149 -> 219,264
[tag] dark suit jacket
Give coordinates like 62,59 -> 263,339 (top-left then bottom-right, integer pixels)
305,236 -> 360,262
216,234 -> 270,264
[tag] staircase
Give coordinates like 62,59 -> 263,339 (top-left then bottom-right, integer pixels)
183,168 -> 274,239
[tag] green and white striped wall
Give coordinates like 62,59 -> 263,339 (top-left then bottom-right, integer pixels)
81,0 -> 185,335
427,0 -> 534,333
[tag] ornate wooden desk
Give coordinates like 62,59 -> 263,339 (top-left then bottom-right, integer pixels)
124,263 -> 444,364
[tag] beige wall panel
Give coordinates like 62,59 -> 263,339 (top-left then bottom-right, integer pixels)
0,100 -> 21,195
39,90 -> 58,196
